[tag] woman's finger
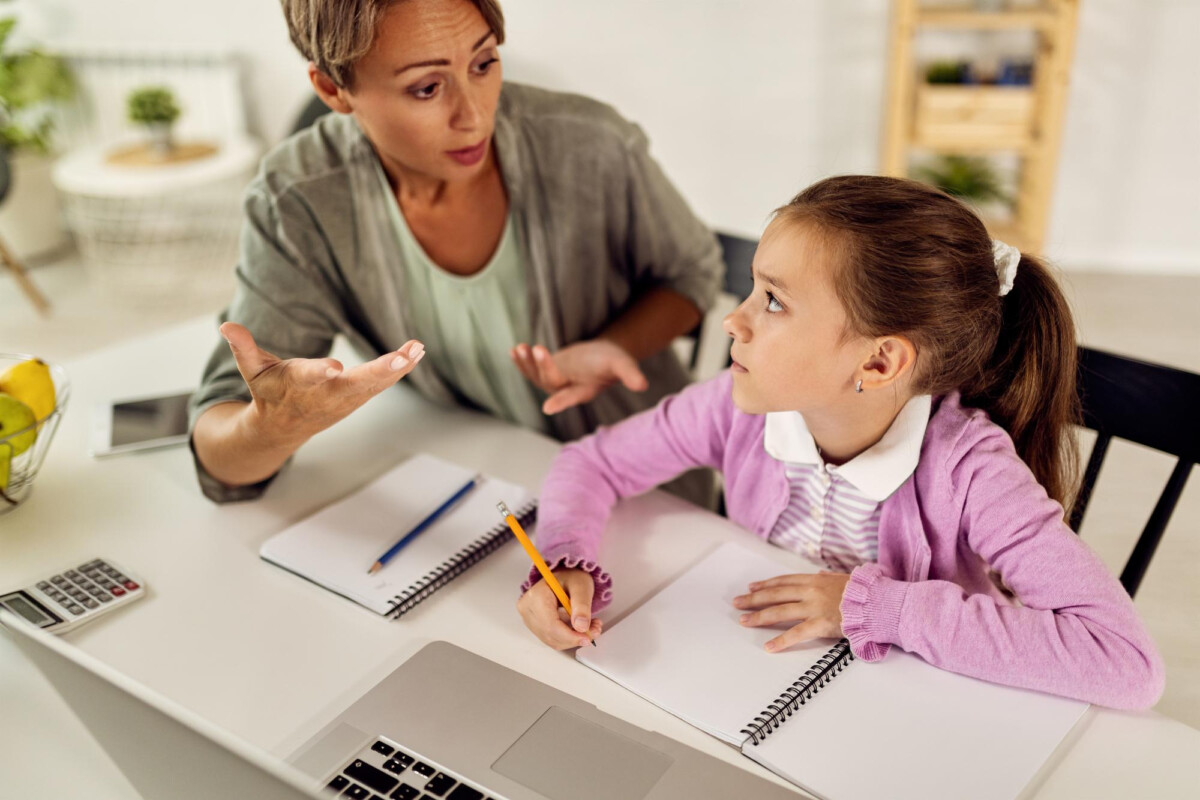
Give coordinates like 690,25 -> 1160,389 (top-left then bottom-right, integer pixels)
738,601 -> 807,628
220,322 -> 279,383
341,341 -> 425,392
542,383 -> 597,415
287,357 -> 345,386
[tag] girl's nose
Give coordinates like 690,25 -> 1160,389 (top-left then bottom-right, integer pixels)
723,303 -> 751,342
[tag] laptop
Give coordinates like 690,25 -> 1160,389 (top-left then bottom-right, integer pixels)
0,611 -> 797,800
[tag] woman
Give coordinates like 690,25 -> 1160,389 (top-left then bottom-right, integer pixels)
189,0 -> 722,502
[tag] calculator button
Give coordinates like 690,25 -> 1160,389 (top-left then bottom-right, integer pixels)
95,593 -> 112,603
124,581 -> 140,591
66,604 -> 84,615
110,586 -> 126,597
371,741 -> 395,757
36,581 -> 50,590
51,576 -> 67,586
82,598 -> 98,609
65,570 -> 81,580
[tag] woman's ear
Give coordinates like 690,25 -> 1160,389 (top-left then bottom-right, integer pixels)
307,63 -> 353,114
858,335 -> 917,391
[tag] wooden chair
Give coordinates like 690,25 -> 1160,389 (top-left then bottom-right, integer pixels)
1069,347 -> 1200,597
0,148 -> 51,315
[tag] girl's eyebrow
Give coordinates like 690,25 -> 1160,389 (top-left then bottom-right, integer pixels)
393,31 -> 496,76
751,265 -> 792,295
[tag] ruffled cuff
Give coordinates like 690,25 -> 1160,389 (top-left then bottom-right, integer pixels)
520,555 -> 614,614
840,562 -> 907,662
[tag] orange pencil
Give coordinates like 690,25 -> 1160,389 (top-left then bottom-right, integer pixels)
498,500 -> 594,645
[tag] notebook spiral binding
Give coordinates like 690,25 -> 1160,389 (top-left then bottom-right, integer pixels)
739,639 -> 855,745
385,500 -> 539,620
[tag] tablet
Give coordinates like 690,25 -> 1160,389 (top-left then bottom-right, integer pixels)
89,390 -> 193,457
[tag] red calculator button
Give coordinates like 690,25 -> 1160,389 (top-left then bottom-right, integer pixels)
124,581 -> 140,591
111,586 -> 126,596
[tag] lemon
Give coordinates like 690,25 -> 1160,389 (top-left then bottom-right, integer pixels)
0,392 -> 36,458
0,358 -> 56,421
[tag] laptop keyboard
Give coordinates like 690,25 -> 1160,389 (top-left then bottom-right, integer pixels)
323,736 -> 497,800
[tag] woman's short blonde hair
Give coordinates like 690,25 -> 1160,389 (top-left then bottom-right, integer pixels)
281,0 -> 506,89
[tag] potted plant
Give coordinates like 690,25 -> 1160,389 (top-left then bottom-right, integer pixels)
0,16 -> 74,261
127,86 -> 181,155
915,155 -> 1011,216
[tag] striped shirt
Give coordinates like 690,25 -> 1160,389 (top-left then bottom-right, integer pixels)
764,395 -> 933,573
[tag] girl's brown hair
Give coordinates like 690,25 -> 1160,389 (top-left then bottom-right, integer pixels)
776,175 -> 1080,507
281,0 -> 506,89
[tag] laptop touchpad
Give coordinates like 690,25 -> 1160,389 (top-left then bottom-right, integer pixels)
493,706 -> 672,800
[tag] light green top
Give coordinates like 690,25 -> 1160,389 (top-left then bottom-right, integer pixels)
377,167 -> 549,433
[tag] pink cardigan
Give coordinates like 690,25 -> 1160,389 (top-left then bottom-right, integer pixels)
526,371 -> 1165,709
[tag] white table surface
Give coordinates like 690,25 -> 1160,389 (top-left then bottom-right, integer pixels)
2,316 -> 1197,799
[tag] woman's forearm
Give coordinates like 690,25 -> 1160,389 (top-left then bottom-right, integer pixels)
599,287 -> 702,361
191,401 -> 308,487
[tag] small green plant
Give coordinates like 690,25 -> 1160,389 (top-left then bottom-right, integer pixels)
915,155 -> 1010,205
127,86 -> 181,126
925,60 -> 965,85
0,17 -> 75,154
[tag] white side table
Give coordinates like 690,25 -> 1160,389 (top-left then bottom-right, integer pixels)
52,134 -> 260,300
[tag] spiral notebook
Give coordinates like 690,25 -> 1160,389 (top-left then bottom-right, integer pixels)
260,454 -> 535,619
578,542 -> 1089,800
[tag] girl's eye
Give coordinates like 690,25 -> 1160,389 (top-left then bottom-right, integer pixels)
410,82 -> 439,99
766,291 -> 783,313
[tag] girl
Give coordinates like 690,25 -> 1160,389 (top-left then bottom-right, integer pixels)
517,175 -> 1164,710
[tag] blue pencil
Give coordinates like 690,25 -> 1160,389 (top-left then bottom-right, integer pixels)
367,475 -> 481,574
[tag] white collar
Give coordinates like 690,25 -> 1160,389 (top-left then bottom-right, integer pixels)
763,395 -> 932,502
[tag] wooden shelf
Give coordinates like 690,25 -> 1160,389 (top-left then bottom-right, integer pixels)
917,7 -> 1057,31
911,137 -> 1038,155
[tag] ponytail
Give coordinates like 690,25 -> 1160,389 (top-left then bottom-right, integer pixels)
961,255 -> 1080,507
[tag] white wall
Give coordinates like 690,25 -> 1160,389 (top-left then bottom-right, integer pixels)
22,0 -> 1200,274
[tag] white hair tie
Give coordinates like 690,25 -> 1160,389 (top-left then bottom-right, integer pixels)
992,239 -> 1021,297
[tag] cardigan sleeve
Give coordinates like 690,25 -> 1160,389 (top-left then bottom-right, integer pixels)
841,423 -> 1165,710
522,372 -> 736,610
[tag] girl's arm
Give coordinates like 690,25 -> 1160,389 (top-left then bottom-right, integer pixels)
523,372 -> 736,610
840,425 -> 1165,710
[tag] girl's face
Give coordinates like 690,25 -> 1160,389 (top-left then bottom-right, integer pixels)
723,220 -> 869,415
341,0 -> 503,183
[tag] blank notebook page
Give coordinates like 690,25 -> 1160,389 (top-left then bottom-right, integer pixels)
577,542 -> 836,746
260,453 -> 532,614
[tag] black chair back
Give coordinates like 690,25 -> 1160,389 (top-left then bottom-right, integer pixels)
1069,346 -> 1200,597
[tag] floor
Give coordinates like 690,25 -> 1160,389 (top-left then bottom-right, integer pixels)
3,252 -> 1198,729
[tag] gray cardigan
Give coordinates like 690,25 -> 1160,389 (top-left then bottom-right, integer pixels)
190,82 -> 723,502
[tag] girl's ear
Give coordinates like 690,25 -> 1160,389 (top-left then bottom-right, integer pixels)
859,335 -> 917,391
308,63 -> 353,114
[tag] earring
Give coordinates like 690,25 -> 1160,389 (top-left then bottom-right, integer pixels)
855,380 -> 863,394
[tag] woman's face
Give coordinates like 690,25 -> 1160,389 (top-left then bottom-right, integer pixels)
343,0 -> 503,184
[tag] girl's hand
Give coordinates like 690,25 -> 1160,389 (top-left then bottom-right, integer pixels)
517,568 -> 602,650
732,571 -> 852,652
510,341 -> 648,415
221,321 -> 425,444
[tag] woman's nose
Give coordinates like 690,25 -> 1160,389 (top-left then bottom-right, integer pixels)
451,86 -> 485,130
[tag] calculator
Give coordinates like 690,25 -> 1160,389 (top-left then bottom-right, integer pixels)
0,558 -> 146,634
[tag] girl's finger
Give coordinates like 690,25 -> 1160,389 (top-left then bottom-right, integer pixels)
733,585 -> 808,609
532,345 -> 568,389
765,619 -> 825,653
748,573 -> 817,591
739,601 -> 807,628
542,384 -> 595,415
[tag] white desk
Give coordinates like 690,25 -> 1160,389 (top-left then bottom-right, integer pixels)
2,317 -> 1197,799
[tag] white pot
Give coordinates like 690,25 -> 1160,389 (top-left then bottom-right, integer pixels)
0,152 -> 69,263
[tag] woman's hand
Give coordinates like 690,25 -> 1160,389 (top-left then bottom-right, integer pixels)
221,321 -> 425,444
510,341 -> 648,415
732,571 -> 852,652
517,568 -> 602,649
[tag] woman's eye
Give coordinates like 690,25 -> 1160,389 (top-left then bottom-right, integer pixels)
474,57 -> 498,74
410,82 -> 439,99
766,291 -> 783,313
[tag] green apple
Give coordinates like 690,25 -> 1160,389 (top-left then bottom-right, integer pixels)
0,443 -> 10,491
0,392 -> 37,458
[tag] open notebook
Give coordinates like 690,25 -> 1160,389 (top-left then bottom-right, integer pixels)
578,542 -> 1089,800
260,454 -> 535,618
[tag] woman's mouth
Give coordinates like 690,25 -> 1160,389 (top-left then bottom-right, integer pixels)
446,138 -> 488,166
